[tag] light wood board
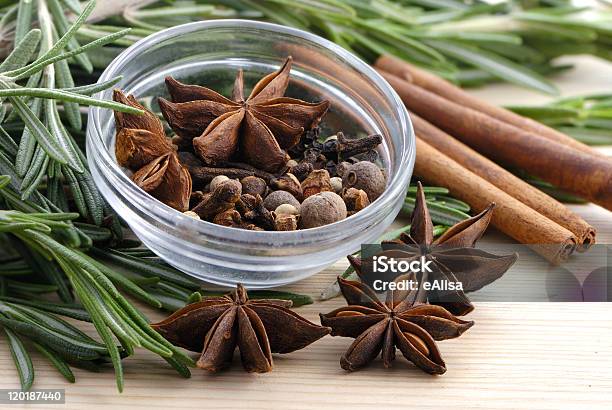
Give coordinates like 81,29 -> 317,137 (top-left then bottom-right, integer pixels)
1,57 -> 611,409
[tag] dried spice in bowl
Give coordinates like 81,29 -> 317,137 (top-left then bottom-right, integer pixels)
113,56 -> 387,230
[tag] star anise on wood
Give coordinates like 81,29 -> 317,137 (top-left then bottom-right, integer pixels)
158,56 -> 330,173
152,284 -> 330,373
113,90 -> 192,211
320,276 -> 473,375
356,181 -> 518,316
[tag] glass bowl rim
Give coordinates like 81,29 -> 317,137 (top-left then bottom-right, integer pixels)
88,19 -> 415,245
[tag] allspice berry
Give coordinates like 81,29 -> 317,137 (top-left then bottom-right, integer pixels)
301,169 -> 332,199
263,191 -> 301,212
299,192 -> 347,229
342,161 -> 386,201
240,176 -> 267,198
330,177 -> 343,194
210,175 -> 230,192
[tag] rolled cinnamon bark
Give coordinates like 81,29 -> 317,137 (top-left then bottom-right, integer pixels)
411,114 -> 596,248
375,54 -> 605,158
414,138 -> 577,264
379,70 -> 612,210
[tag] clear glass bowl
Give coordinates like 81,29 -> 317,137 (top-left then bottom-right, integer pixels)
87,20 -> 415,288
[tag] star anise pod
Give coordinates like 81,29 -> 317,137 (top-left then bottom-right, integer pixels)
320,275 -> 473,375
113,90 -> 192,211
355,181 -> 518,316
113,90 -> 173,169
152,284 -> 330,373
158,57 -> 330,172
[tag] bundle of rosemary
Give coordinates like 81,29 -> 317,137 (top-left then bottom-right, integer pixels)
0,1 -> 203,392
2,0 -> 608,94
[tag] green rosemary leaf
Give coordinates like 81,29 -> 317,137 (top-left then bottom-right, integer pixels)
7,29 -> 132,80
62,166 -> 88,217
187,291 -> 202,304
17,242 -> 74,303
26,212 -> 79,221
83,252 -> 163,309
246,290 -> 314,307
0,4 -> 18,31
65,263 -> 140,349
3,326 -> 34,391
20,148 -> 49,200
71,275 -> 124,392
0,175 -> 11,190
403,197 -> 470,226
6,303 -> 99,345
60,0 -> 82,15
556,126 -> 612,146
0,315 -> 103,360
47,0 -> 93,73
64,76 -> 122,95
0,87 -> 144,115
91,248 -> 200,290
421,31 -> 522,46
162,356 -> 192,378
24,229 -> 122,300
506,105 -> 579,122
241,0 -> 309,29
54,57 -> 83,130
39,0 -> 96,61
15,99 -> 42,178
111,288 -> 194,366
524,177 -> 587,204
0,260 -> 30,276
1,88 -> 70,165
14,0 -> 34,46
0,126 -> 18,157
155,282 -> 191,300
407,185 -> 449,195
434,196 -> 471,212
32,342 -> 75,383
73,223 -> 112,242
5,279 -> 57,294
268,0 -> 356,19
147,290 -> 186,312
424,39 -> 559,95
0,296 -> 89,321
74,169 -> 104,226
0,28 -> 41,72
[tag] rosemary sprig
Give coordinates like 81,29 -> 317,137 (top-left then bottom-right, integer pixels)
507,93 -> 612,146
0,204 -> 196,391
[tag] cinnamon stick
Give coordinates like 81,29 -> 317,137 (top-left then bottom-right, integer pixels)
414,138 -> 577,264
379,70 -> 612,210
376,54 -> 605,158
411,113 -> 596,248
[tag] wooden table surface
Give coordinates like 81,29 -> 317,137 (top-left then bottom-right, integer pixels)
1,56 -> 611,409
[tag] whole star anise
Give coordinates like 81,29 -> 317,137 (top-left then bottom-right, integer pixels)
354,181 -> 518,316
152,284 -> 330,373
158,56 -> 330,172
113,90 -> 192,211
320,275 -> 473,375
